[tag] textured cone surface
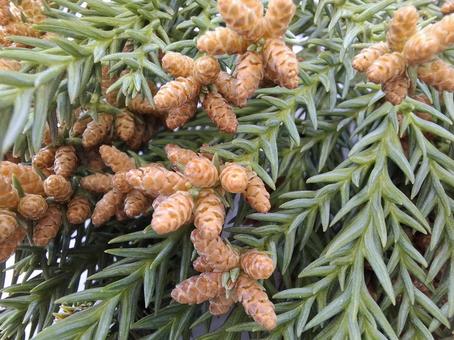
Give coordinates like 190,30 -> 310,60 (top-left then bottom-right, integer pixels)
33,205 -> 62,247
366,52 -> 406,84
197,27 -> 249,55
263,0 -> 296,38
54,145 -> 77,178
193,56 -> 221,85
162,52 -> 194,78
383,75 -> 410,105
67,196 -> 92,225
386,6 -> 419,52
0,59 -> 20,71
234,275 -> 277,330
234,52 -> 264,103
240,249 -> 275,280
218,0 -> 264,40
151,191 -> 194,234
352,42 -> 390,72
171,272 -> 223,304
214,72 -> 244,107
71,116 -> 92,136
152,194 -> 168,210
112,172 -> 132,194
0,210 -> 17,243
115,201 -> 128,221
191,229 -> 240,271
43,175 -> 73,202
92,190 -> 124,227
203,92 -> 238,134
244,170 -> 271,213
101,67 -> 118,105
184,157 -> 219,188
0,176 -> 19,209
125,120 -> 146,150
127,94 -> 161,116
220,163 -> 249,193
263,39 -> 299,89
1,163 -> 44,195
194,189 -> 225,238
193,256 -> 213,272
127,164 -> 188,196
165,144 -> 198,167
403,14 -> 454,65
115,112 -> 135,142
209,289 -> 235,315
18,194 -> 48,220
442,0 -> 454,14
417,59 -> 454,92
154,77 -> 200,111
124,189 -> 148,218
33,147 -> 56,169
0,226 -> 26,263
165,99 -> 198,130
82,114 -> 113,149
99,145 -> 135,173
80,173 -> 112,193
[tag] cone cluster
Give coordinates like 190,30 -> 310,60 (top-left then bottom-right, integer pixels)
353,6 -> 454,105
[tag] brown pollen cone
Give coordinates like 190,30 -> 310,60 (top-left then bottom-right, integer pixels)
1,163 -> 44,195
127,164 -> 188,196
165,99 -> 198,130
0,210 -> 18,243
234,52 -> 264,104
383,74 -> 410,105
262,38 -> 299,89
244,170 -> 271,213
197,27 -> 249,56
442,0 -> 454,15
220,163 -> 249,193
32,147 -> 56,169
43,175 -> 73,202
352,42 -> 390,72
171,272 -> 223,304
194,189 -> 225,238
218,0 -> 264,41
99,145 -> 135,173
67,195 -> 92,225
165,144 -> 198,167
366,52 -> 406,84
233,274 -> 277,331
0,225 -> 26,263
263,0 -> 296,38
386,6 -> 419,52
18,194 -> 48,220
162,52 -> 194,78
124,189 -> 148,218
184,157 -> 219,188
151,191 -> 194,234
115,111 -> 135,142
80,173 -> 113,193
209,289 -> 235,315
193,56 -> 221,85
193,256 -> 214,272
0,176 -> 19,209
33,204 -> 63,247
91,190 -> 124,227
417,59 -> 454,92
54,145 -> 78,178
214,72 -> 244,107
154,77 -> 200,111
71,116 -> 92,137
203,92 -> 238,134
240,249 -> 275,280
101,66 -> 119,105
191,229 -> 240,272
82,114 -> 113,149
112,172 -> 132,194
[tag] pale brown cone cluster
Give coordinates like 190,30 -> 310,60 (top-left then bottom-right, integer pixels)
353,6 -> 454,104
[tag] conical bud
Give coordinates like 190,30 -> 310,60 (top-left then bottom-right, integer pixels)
209,289 -> 235,315
80,173 -> 112,193
151,191 -> 194,234
0,224 -> 26,263
234,52 -> 264,104
442,0 -> 454,15
193,56 -> 221,85
99,145 -> 135,173
262,39 -> 299,89
214,72 -> 244,107
171,272 -> 223,304
0,210 -> 18,243
1,163 -> 44,195
386,6 -> 419,52
417,59 -> 454,92
67,195 -> 92,225
33,204 -> 62,247
203,92 -> 238,134
115,111 -> 135,142
82,114 -> 113,148
71,116 -> 92,137
91,190 -> 124,227
240,249 -> 275,280
383,75 -> 410,105
101,66 -> 119,105
244,170 -> 271,213
165,99 -> 198,130
54,145 -> 78,178
194,189 -> 225,238
18,194 -> 48,220
193,256 -> 213,272
165,144 -> 198,167
43,175 -> 73,202
124,189 -> 148,218
154,77 -> 200,111
0,176 -> 19,209
162,52 -> 194,78
197,27 -> 249,55
366,52 -> 406,84
184,157 -> 219,188
218,0 -> 264,41
220,163 -> 249,193
263,0 -> 296,38
352,42 -> 390,72
112,172 -> 132,194
32,147 -> 55,169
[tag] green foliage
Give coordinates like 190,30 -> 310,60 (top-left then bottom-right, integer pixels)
0,0 -> 453,339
